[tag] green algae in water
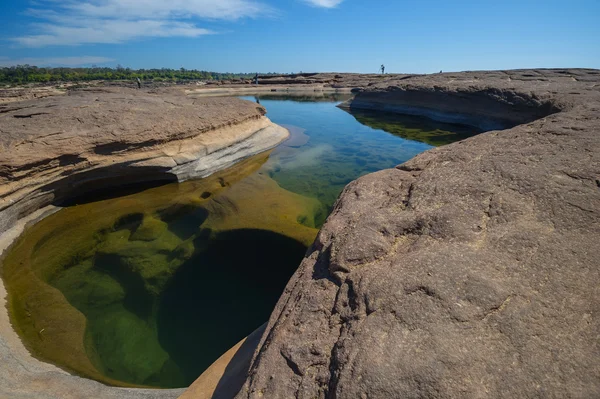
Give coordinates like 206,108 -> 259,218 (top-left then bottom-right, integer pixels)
2,154 -> 317,388
2,97 -> 481,388
246,97 -> 481,225
348,109 -> 483,147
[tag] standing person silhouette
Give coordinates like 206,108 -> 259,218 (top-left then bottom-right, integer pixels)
381,64 -> 385,74
136,77 -> 141,89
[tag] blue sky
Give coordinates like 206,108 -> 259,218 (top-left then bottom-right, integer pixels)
0,0 -> 598,73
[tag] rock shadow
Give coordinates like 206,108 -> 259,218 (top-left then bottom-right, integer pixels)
44,164 -> 178,206
156,228 -> 308,387
211,323 -> 267,399
346,108 -> 483,147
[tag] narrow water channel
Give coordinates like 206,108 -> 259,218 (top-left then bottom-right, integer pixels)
1,94 -> 481,388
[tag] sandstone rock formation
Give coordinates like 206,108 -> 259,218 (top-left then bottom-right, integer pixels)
0,88 -> 290,399
232,69 -> 600,398
1,69 -> 599,399
0,153 -> 320,397
0,87 -> 288,234
179,324 -> 267,399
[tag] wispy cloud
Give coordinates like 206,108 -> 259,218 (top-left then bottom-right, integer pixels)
12,0 -> 274,47
0,56 -> 115,67
15,20 -> 213,47
302,0 -> 345,8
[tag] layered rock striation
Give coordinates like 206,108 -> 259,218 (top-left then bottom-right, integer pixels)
233,69 -> 600,398
0,88 -> 290,399
338,69 -> 600,130
0,87 -> 288,234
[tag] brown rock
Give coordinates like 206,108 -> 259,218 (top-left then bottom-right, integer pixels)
233,69 -> 600,398
0,87 -> 288,233
179,324 -> 266,399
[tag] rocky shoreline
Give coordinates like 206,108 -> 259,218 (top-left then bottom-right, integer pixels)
0,89 -> 289,399
338,82 -> 560,131
0,69 -> 598,398
0,88 -> 288,234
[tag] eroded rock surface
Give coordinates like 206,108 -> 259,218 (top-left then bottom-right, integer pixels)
0,87 -> 288,233
234,69 -> 600,398
0,88 -> 290,399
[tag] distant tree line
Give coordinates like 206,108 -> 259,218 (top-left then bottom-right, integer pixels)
0,65 -> 283,84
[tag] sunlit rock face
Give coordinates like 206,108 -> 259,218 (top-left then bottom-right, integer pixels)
0,88 -> 289,234
233,69 -> 600,399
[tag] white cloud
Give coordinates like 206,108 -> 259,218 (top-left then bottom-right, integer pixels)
302,0 -> 344,8
63,0 -> 269,20
15,20 -> 212,47
0,56 -> 115,67
12,0 -> 273,47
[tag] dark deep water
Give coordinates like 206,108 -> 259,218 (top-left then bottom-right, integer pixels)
2,95 -> 481,388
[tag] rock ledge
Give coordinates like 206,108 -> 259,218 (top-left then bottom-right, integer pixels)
0,88 -> 288,234
0,88 -> 289,399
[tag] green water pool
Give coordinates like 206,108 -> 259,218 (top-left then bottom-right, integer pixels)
1,95 -> 481,388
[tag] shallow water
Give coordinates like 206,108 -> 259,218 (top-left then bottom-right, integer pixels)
1,96 -> 481,388
249,97 -> 482,223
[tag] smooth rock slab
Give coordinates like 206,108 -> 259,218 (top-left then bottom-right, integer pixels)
0,87 -> 288,234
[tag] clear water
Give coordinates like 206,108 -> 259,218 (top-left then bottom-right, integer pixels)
1,95 -> 481,388
243,95 -> 480,223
